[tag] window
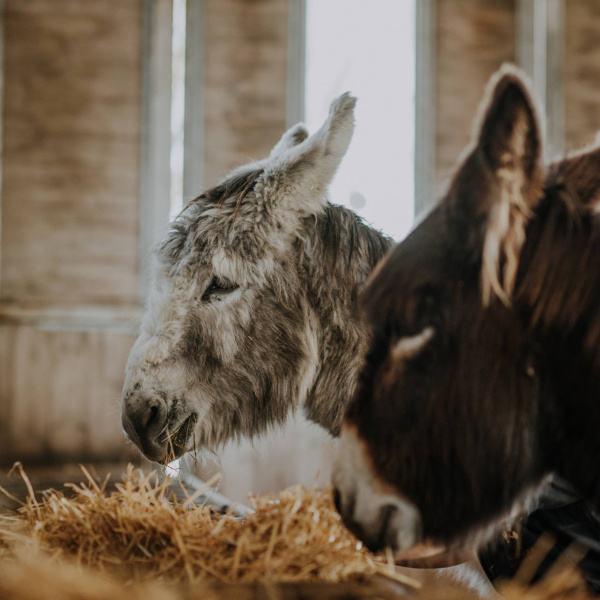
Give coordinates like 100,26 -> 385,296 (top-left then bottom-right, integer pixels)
170,0 -> 187,219
305,0 -> 416,241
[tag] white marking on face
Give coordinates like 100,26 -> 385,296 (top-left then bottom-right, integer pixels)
590,197 -> 600,216
128,271 -> 190,370
392,327 -> 435,362
211,250 -> 238,281
332,424 -> 422,554
297,314 -> 319,407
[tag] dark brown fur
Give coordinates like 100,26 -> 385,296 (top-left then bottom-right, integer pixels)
342,67 -> 600,550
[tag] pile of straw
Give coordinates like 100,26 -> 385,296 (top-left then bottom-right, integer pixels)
496,534 -> 595,600
0,464 -> 378,586
0,554 -> 184,600
1,465 -> 594,599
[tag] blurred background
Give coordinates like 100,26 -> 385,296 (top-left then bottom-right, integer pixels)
0,0 -> 599,502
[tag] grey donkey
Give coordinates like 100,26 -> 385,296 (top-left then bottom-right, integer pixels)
121,94 -> 392,463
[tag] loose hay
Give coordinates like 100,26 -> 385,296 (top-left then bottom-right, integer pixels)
0,464 -> 378,586
0,552 -> 186,600
1,465 -> 594,599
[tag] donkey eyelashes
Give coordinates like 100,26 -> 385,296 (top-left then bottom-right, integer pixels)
394,288 -> 443,335
201,277 -> 239,303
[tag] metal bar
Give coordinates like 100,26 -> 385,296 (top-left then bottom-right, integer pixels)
139,0 -> 173,302
183,0 -> 205,201
286,0 -> 306,127
414,0 -> 436,216
174,470 -> 253,518
0,0 -> 6,297
533,0 -> 547,114
516,0 -> 535,81
546,0 -> 565,159
517,0 -> 565,161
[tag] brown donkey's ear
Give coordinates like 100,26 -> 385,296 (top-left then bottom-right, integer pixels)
548,141 -> 600,210
474,66 -> 544,305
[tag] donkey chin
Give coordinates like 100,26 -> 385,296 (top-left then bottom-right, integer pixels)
332,423 -> 423,555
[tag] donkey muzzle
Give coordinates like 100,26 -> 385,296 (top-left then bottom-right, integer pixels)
332,424 -> 423,555
121,393 -> 170,462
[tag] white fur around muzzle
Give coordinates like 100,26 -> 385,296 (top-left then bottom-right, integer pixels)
332,424 -> 422,554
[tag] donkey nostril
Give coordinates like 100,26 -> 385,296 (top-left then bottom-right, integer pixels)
333,487 -> 342,514
375,504 -> 399,552
144,404 -> 159,430
123,395 -> 167,440
121,392 -> 171,461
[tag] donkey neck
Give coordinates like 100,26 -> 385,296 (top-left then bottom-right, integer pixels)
515,186 -> 600,489
298,203 -> 392,435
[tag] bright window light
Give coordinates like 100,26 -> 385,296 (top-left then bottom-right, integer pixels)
165,458 -> 181,478
170,0 -> 186,219
305,0 -> 416,241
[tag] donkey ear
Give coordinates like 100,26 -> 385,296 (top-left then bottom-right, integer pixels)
472,66 -> 544,305
477,68 -> 542,180
269,123 -> 309,158
258,92 -> 356,218
548,141 -> 600,209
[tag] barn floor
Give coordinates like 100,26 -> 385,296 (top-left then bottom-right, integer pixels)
0,462 -> 142,513
0,460 -> 249,517
0,462 -> 496,599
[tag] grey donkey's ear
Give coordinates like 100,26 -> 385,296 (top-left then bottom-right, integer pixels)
472,66 -> 544,305
258,92 -> 356,218
269,123 -> 309,158
476,66 -> 542,183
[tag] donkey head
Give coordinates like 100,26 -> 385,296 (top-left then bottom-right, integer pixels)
121,94 -> 357,462
333,67 -> 552,554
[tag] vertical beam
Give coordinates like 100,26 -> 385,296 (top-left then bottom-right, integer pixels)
517,0 -> 546,108
517,0 -> 564,160
178,0 -> 205,480
546,0 -> 565,158
139,0 -> 173,301
516,0 -> 535,83
183,0 -> 205,201
286,0 -> 306,127
0,0 -> 5,450
0,0 -> 5,294
414,0 -> 436,216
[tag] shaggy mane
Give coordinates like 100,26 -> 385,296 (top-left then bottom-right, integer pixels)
158,168 -> 265,265
517,165 -> 600,370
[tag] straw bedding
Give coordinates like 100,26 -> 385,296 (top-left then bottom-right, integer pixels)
0,464 -> 594,599
0,464 -> 379,586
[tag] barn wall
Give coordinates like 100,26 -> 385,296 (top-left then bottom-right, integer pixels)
434,0 -> 600,181
0,0 -> 142,465
203,0 -> 289,186
435,0 -> 516,193
0,326 -> 136,464
1,0 -> 141,304
564,0 -> 600,152
2,0 -> 600,492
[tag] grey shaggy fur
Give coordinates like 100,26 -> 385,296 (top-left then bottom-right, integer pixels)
121,94 -> 392,462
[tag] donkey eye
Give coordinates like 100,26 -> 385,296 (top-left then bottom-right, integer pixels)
413,286 -> 444,327
201,277 -> 239,303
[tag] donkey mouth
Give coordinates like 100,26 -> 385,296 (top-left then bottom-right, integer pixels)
161,412 -> 198,464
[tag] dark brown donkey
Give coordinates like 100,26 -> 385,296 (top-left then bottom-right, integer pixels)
333,65 -> 600,556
